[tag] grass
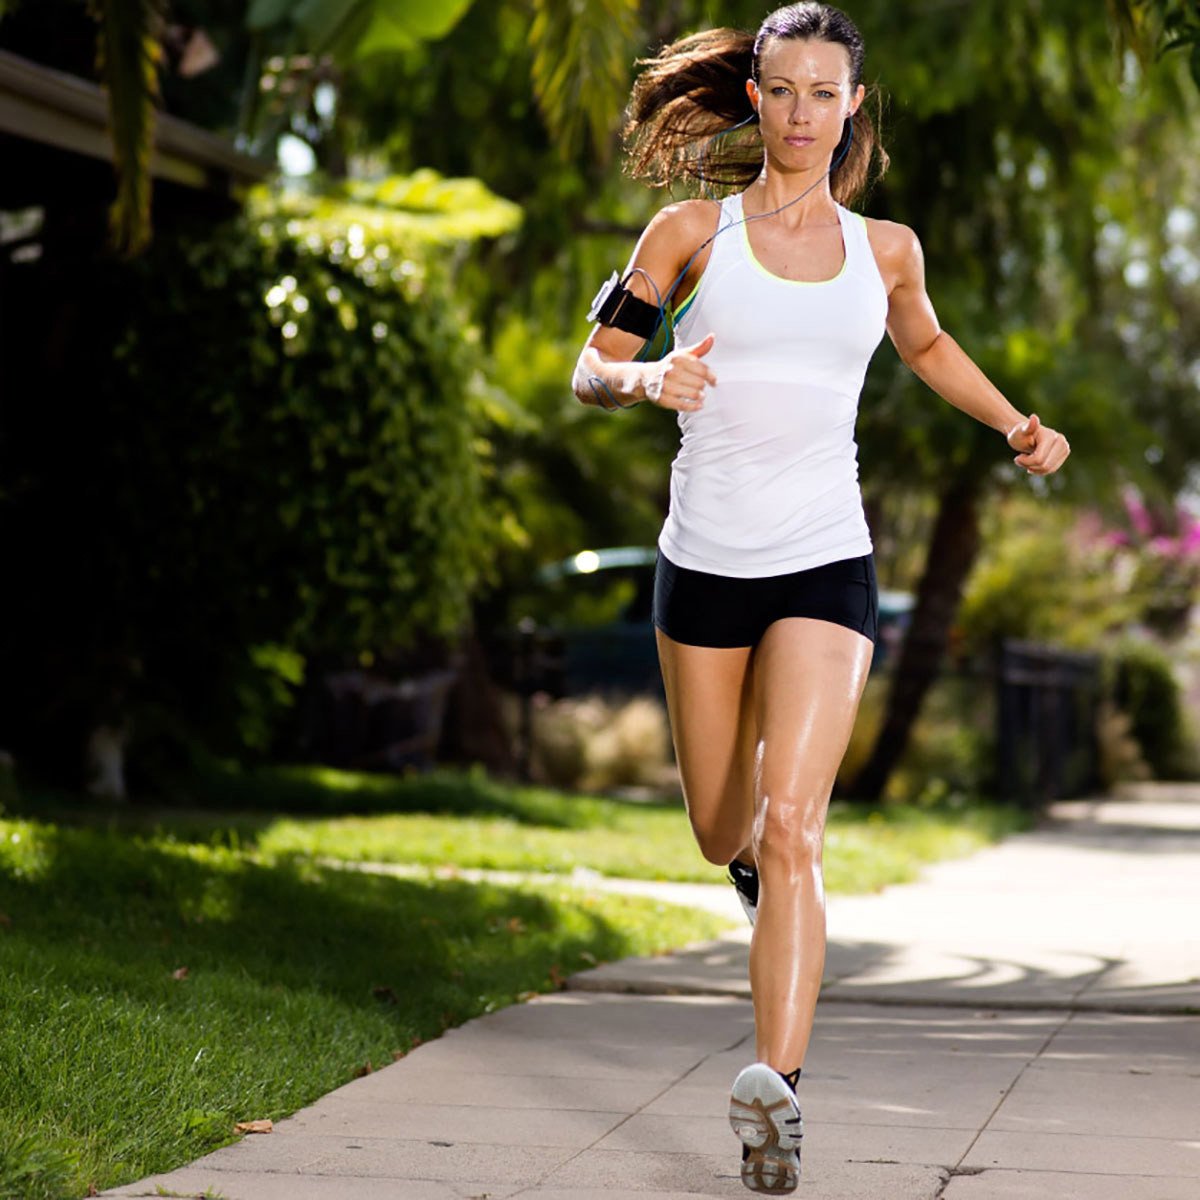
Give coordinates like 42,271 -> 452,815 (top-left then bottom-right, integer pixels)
0,814 -> 724,1200
22,761 -> 1034,894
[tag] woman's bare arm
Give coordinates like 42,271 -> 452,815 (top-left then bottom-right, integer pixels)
875,222 -> 1071,476
571,201 -> 719,412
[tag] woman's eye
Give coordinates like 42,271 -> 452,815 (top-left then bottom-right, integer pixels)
815,89 -> 835,99
771,87 -> 790,96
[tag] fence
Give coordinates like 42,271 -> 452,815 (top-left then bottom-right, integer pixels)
993,637 -> 1103,806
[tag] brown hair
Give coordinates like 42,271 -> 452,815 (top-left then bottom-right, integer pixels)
621,3 -> 888,207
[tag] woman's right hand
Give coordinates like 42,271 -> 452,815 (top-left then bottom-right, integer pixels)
643,332 -> 717,412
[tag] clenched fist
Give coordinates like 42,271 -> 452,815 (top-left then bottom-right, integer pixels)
643,332 -> 718,412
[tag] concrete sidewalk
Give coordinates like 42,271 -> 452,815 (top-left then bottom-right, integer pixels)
99,784 -> 1200,1199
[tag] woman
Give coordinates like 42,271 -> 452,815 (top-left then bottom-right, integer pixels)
571,3 -> 1069,1193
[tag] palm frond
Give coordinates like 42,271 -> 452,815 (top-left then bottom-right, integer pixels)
530,0 -> 641,163
87,0 -> 166,257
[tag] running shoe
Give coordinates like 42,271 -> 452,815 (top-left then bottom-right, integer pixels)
728,1062 -> 803,1194
727,858 -> 759,926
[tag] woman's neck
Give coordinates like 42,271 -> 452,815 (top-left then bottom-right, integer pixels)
742,166 -> 838,226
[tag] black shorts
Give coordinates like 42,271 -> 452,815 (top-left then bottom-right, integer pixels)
652,547 -> 878,649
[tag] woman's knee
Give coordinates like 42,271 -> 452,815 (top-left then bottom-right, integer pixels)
753,791 -> 826,870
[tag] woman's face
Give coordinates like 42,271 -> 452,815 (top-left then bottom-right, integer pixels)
747,37 -> 864,169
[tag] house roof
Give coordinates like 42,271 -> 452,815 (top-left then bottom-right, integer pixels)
0,46 -> 272,191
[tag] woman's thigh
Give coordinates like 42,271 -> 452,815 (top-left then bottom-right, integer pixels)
655,625 -> 758,863
750,617 -> 875,849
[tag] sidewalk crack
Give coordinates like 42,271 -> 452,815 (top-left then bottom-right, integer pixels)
932,1008 -> 1072,1196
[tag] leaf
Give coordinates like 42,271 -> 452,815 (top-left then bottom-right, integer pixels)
246,0 -> 295,30
355,0 -> 474,57
378,0 -> 472,40
234,1118 -> 275,1133
86,0 -> 165,257
293,0 -> 368,50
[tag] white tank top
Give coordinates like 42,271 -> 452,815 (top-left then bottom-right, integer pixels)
658,189 -> 888,577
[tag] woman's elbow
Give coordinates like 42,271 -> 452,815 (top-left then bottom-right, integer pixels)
570,360 -> 595,406
900,330 -> 944,373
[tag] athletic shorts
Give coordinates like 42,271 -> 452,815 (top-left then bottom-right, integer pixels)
652,547 -> 878,649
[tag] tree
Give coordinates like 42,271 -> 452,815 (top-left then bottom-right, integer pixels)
839,0 -> 1200,800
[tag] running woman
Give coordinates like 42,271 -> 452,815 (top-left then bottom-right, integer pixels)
572,3 -> 1070,1192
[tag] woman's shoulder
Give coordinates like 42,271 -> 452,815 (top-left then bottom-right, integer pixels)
861,215 -> 921,266
642,197 -> 723,247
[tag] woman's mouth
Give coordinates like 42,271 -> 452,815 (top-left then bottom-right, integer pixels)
784,136 -> 815,146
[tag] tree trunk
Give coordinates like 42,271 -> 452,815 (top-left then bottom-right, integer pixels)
849,471 -> 985,803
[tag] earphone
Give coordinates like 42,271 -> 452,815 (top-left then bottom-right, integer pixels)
634,110 -> 856,361
587,110 -> 857,410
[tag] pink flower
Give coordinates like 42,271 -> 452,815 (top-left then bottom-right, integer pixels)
1179,512 -> 1200,556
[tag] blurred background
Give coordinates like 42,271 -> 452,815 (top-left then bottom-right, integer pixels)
2,0 -> 1200,812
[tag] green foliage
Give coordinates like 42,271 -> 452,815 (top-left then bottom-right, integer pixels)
529,0 -> 641,162
253,168 -> 523,244
1109,0 -> 1200,86
246,0 -> 474,59
2,171 -> 513,774
1103,637 -> 1198,778
958,493 -> 1142,653
851,0 -> 1200,506
475,310 -> 676,611
844,671 -> 997,806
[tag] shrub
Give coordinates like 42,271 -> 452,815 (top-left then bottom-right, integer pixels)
1,173 -> 518,783
1102,637 -> 1199,780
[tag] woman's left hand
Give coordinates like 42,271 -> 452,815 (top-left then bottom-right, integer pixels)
1006,413 -> 1070,475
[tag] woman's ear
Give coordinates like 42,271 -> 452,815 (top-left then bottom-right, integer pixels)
746,78 -> 760,110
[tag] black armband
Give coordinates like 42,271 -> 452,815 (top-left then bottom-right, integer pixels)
587,271 -> 663,340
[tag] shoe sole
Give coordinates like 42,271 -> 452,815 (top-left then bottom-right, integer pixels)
729,1063 -> 802,1193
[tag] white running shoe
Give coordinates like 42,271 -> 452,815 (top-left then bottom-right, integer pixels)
728,1062 -> 803,1194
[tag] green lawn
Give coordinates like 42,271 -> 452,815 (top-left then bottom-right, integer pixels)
0,814 -> 723,1200
26,762 -> 1032,894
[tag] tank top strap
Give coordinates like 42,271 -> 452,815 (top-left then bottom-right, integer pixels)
836,203 -> 885,290
670,193 -> 742,335
705,191 -> 744,268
